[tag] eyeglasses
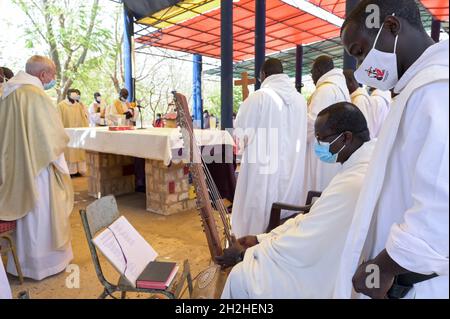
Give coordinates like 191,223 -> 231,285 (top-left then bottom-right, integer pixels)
316,132 -> 344,146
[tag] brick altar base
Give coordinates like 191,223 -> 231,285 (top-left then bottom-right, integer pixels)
86,151 -> 136,198
145,160 -> 197,215
86,152 -> 197,215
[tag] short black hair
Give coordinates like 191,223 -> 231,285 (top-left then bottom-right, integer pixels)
262,58 -> 284,76
317,102 -> 370,142
67,88 -> 80,95
313,55 -> 334,74
94,92 -> 101,98
342,0 -> 425,35
0,67 -> 14,82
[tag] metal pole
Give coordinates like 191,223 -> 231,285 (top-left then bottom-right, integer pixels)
255,0 -> 266,90
295,44 -> 303,93
193,54 -> 203,128
123,4 -> 135,102
221,0 -> 233,130
431,18 -> 441,42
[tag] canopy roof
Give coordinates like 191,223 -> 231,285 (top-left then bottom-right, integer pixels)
135,0 -> 342,61
421,0 -> 449,21
122,0 -> 181,20
131,0 -> 449,75
204,2 -> 449,78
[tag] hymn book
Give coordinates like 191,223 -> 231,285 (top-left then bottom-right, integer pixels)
92,216 -> 158,287
136,262 -> 179,289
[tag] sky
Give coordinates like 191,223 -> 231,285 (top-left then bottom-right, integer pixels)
0,0 -> 31,69
0,0 -> 122,71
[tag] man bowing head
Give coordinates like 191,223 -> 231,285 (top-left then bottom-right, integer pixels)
0,55 -> 74,281
334,0 -> 449,299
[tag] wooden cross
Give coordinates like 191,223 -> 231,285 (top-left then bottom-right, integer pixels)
234,72 -> 256,101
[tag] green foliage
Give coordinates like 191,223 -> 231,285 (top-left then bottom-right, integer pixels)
206,86 -> 243,120
12,0 -> 121,102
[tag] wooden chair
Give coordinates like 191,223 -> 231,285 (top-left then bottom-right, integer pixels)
0,220 -> 24,284
79,195 -> 193,299
266,191 -> 322,233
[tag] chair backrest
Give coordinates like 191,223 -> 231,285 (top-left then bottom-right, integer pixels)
85,195 -> 120,237
79,195 -> 120,291
306,191 -> 322,206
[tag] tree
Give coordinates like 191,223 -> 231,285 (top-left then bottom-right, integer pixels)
134,48 -> 193,123
14,0 -> 112,102
206,86 -> 243,122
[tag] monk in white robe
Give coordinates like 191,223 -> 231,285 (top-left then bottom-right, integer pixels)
232,58 -> 308,237
335,1 -> 448,299
305,56 -> 351,193
57,89 -> 89,175
219,103 -> 374,298
369,88 -> 391,137
0,56 -> 74,281
88,92 -> 106,126
0,260 -> 12,299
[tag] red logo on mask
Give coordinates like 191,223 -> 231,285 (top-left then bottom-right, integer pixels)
365,67 -> 385,81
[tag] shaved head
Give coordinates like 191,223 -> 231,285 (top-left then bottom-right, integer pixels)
25,55 -> 56,77
312,55 -> 334,85
260,58 -> 284,82
25,55 -> 56,88
261,58 -> 283,76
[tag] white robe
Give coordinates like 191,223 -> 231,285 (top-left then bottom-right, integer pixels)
232,74 -> 308,237
305,69 -> 351,193
369,89 -> 391,138
7,154 -> 73,280
334,40 -> 449,299
88,101 -> 106,126
222,140 -> 376,299
351,87 -> 375,138
0,258 -> 12,299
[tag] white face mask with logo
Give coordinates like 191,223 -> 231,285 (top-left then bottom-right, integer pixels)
354,16 -> 399,91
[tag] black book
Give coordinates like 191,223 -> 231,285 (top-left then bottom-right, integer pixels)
136,261 -> 177,289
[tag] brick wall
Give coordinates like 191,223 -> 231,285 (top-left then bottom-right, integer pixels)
86,151 -> 135,198
145,160 -> 197,215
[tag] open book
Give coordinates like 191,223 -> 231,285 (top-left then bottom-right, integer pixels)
92,216 -> 158,287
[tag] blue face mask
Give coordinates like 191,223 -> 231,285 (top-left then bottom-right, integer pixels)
43,79 -> 56,90
314,133 -> 346,164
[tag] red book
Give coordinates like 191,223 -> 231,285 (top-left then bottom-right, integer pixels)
136,261 -> 178,290
108,126 -> 135,131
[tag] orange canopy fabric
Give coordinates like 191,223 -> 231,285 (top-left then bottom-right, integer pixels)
420,0 -> 449,21
136,0 -> 341,61
135,0 -> 448,62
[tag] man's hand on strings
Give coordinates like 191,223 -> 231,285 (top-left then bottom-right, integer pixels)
215,235 -> 245,269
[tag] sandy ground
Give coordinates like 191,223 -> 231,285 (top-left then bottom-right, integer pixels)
5,176 -> 212,299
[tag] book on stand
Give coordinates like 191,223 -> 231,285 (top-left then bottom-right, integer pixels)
92,216 -> 178,289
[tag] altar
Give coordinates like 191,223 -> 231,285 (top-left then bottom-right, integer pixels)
66,127 -> 236,215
